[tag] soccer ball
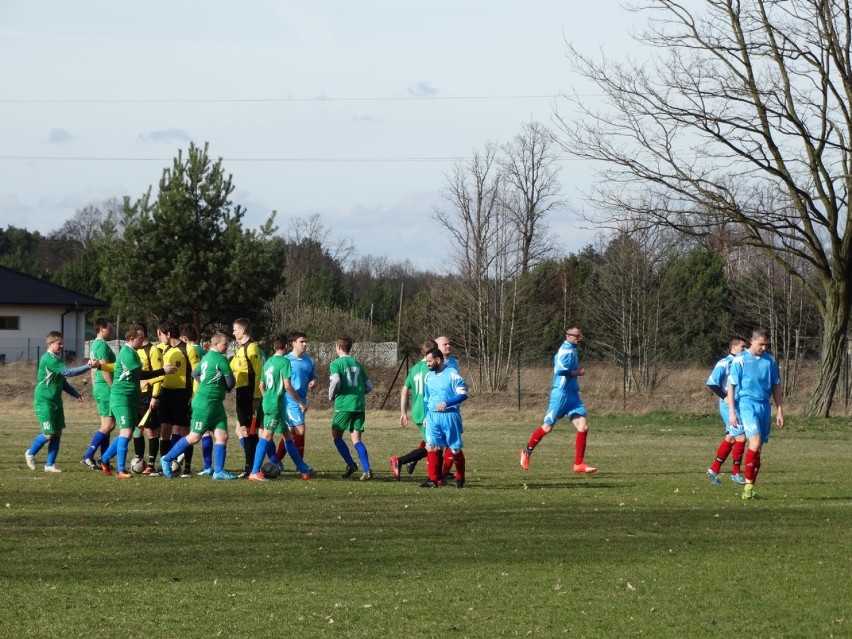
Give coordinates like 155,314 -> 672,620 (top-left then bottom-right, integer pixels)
130,457 -> 145,474
261,461 -> 281,479
170,459 -> 182,475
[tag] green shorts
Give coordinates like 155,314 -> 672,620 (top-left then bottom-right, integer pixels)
34,403 -> 65,435
111,401 -> 140,431
93,383 -> 111,417
332,410 -> 365,432
263,414 -> 289,435
190,404 -> 228,435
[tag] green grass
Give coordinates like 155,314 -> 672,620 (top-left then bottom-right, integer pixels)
1,408 -> 850,638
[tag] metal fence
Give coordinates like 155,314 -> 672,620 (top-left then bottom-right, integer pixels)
6,337 -> 852,416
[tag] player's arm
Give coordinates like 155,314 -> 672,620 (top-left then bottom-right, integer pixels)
247,343 -> 262,398
62,379 -> 83,401
400,386 -> 410,426
61,362 -> 94,378
222,361 -> 236,392
328,362 -> 342,401
365,377 -> 374,394
772,383 -> 784,429
725,382 -> 737,427
284,377 -> 305,410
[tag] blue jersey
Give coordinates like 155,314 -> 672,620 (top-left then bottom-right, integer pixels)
729,350 -> 780,403
551,340 -> 580,393
445,355 -> 459,371
285,352 -> 316,404
424,366 -> 468,415
706,353 -> 735,399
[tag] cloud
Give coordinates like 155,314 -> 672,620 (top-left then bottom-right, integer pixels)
407,82 -> 438,98
351,114 -> 378,123
137,129 -> 191,143
47,128 -> 74,144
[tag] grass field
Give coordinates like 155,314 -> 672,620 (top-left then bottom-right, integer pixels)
1,398 -> 850,638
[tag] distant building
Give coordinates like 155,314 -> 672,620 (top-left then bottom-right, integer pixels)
0,266 -> 108,363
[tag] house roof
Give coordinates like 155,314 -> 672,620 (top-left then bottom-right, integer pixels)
0,266 -> 108,308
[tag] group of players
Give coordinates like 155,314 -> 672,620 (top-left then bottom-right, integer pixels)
25,319 -> 474,488
25,319 -> 784,496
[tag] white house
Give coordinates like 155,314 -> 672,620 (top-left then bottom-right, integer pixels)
0,266 -> 108,363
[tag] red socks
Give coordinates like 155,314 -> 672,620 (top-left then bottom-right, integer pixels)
711,439 -> 734,474
731,440 -> 745,475
744,448 -> 757,482
426,450 -> 441,482
528,427 -> 548,450
575,430 -> 588,465
293,431 -> 305,459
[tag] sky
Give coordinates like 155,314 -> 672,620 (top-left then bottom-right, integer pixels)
0,1 -> 637,271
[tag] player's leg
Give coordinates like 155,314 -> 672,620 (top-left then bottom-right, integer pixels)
332,414 -> 358,477
521,392 -> 565,470
571,407 -> 596,474
350,416 -> 371,480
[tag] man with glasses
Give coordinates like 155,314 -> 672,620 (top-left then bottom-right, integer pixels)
520,326 -> 597,475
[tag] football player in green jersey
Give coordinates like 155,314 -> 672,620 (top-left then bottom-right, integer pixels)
390,340 -> 435,479
329,336 -> 374,480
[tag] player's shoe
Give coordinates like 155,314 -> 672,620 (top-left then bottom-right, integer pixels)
117,471 -> 133,479
236,471 -> 249,479
300,468 -> 316,481
197,467 -> 214,476
160,459 -> 173,479
179,469 -> 193,478
100,461 -> 114,476
360,470 -> 373,481
277,462 -> 286,473
341,463 -> 358,478
212,470 -> 238,481
419,479 -> 441,488
44,465 -> 62,473
248,472 -> 267,482
572,462 -> 597,474
406,460 -> 417,475
390,457 -> 401,480
706,469 -> 721,485
731,473 -> 746,485
456,478 -> 466,489
520,448 -> 531,471
742,484 -> 755,500
141,464 -> 154,475
80,456 -> 98,471
24,450 -> 36,471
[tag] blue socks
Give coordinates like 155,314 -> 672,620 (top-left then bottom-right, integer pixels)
285,440 -> 309,473
163,437 -> 190,463
84,430 -> 107,460
354,441 -> 370,473
334,438 -> 355,466
28,434 -> 49,456
213,443 -> 226,473
251,439 -> 268,474
201,435 -> 213,470
45,437 -> 61,467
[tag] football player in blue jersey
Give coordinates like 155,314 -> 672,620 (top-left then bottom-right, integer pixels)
706,337 -> 748,485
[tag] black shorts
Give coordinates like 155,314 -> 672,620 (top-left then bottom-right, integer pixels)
235,386 -> 263,428
159,388 -> 190,427
138,392 -> 161,431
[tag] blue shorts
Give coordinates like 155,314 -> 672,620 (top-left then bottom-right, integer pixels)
739,399 -> 771,443
719,401 -> 743,436
286,403 -> 306,427
543,391 -> 586,426
425,411 -> 464,451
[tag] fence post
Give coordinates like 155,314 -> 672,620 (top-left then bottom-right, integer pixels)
516,349 -> 521,411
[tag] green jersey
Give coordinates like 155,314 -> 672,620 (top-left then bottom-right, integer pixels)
403,358 -> 429,424
33,351 -> 67,407
110,344 -> 142,405
91,337 -> 116,386
261,354 -> 292,417
329,355 -> 369,412
193,350 -> 233,406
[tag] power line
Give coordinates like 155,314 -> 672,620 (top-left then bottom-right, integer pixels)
0,154 -> 587,163
0,93 -> 595,105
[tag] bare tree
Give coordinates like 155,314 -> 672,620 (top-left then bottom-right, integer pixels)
500,121 -> 562,274
559,0 -> 852,416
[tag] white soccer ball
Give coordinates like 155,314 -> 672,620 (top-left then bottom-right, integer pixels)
130,457 -> 145,474
170,459 -> 182,475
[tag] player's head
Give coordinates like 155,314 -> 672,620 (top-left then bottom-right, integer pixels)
272,334 -> 288,353
210,332 -> 229,353
565,326 -> 583,343
425,347 -> 445,371
125,323 -> 146,347
232,318 -> 251,339
336,336 -> 353,354
157,320 -> 179,340
94,317 -> 112,338
729,336 -> 747,354
420,339 -> 437,357
290,331 -> 308,355
435,336 -> 452,356
750,328 -> 770,355
45,331 -> 63,346
180,323 -> 199,343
